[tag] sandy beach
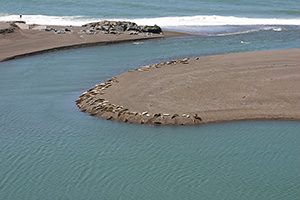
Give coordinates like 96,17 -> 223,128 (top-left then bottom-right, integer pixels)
76,49 -> 300,125
0,21 -> 182,61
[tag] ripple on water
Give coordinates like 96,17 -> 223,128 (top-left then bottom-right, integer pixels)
1,33 -> 300,199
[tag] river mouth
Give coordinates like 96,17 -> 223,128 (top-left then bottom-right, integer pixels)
1,32 -> 300,199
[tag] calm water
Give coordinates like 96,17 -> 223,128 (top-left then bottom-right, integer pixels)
1,1 -> 300,199
1,31 -> 300,199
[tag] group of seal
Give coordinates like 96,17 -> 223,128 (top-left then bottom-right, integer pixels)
76,57 -> 204,125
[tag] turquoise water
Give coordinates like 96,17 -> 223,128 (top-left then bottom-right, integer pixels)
1,30 -> 300,199
1,0 -> 300,199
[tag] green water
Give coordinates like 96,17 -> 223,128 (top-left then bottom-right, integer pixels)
1,32 -> 300,199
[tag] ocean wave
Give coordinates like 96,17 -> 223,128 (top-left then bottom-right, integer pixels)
1,14 -> 300,27
124,16 -> 300,27
0,14 -> 98,26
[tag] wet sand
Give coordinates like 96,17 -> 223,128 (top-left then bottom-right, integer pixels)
76,49 -> 300,125
0,22 -> 183,61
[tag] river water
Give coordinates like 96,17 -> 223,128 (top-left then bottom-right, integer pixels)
1,0 -> 300,199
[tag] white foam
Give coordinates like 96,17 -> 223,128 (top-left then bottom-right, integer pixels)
0,14 -> 98,26
0,14 -> 300,27
215,27 -> 285,36
122,15 -> 300,27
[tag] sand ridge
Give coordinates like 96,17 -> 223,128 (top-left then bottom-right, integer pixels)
76,49 -> 300,125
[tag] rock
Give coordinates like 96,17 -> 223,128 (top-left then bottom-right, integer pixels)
128,31 -> 139,35
108,30 -> 118,34
101,25 -> 110,31
114,25 -> 125,32
82,20 -> 162,35
65,28 -> 72,32
141,25 -> 162,34
126,24 -> 141,32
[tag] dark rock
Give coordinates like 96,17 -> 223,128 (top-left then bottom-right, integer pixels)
114,25 -> 125,32
101,25 -> 110,31
82,20 -> 162,35
128,31 -> 139,35
141,25 -> 162,34
126,24 -> 141,32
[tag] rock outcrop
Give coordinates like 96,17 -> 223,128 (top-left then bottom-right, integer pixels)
82,20 -> 163,35
0,20 -> 163,36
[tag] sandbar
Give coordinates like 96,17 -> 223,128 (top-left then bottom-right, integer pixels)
0,21 -> 183,61
76,49 -> 300,125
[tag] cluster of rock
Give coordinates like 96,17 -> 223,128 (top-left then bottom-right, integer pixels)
81,20 -> 162,35
76,57 -> 205,125
45,27 -> 72,34
1,20 -> 163,37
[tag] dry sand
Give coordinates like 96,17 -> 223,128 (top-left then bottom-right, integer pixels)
0,22 -> 182,61
77,49 -> 300,125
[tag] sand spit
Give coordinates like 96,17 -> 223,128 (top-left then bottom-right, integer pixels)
76,49 -> 300,125
0,21 -> 183,62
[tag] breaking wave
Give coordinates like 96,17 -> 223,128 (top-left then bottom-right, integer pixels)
1,14 -> 300,27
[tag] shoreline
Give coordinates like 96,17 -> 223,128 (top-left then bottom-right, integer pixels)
76,49 -> 300,125
0,21 -> 185,62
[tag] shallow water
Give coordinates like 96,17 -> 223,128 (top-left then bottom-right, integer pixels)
1,30 -> 300,199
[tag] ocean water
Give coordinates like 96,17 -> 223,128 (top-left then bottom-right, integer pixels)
1,0 -> 300,18
1,1 -> 300,200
